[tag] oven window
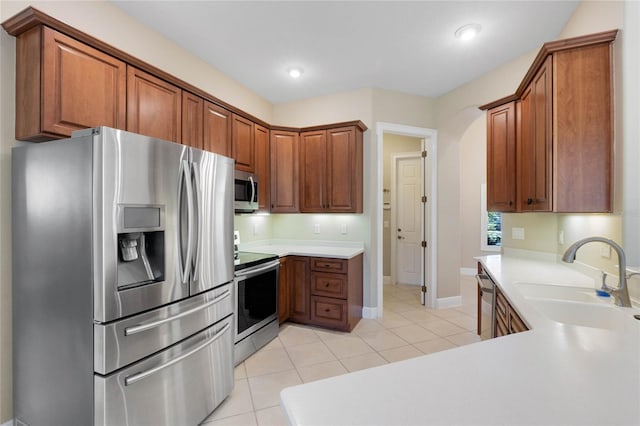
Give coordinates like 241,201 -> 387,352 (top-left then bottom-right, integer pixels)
237,268 -> 277,335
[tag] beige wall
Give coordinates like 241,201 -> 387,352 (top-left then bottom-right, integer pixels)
382,134 -> 423,277
459,115 -> 491,268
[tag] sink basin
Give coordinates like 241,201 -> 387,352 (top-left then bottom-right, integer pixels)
514,282 -> 609,304
529,299 -> 636,330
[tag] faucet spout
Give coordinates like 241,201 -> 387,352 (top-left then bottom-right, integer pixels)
561,237 -> 632,308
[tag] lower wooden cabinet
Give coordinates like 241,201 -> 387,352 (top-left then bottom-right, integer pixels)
278,257 -> 291,324
495,287 -> 529,337
280,254 -> 363,332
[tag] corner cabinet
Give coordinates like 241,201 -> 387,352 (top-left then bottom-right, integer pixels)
270,130 -> 300,213
481,30 -> 617,213
254,124 -> 271,212
284,254 -> 363,332
300,125 -> 364,213
15,25 -> 126,141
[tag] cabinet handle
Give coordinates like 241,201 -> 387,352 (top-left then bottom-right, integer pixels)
325,308 -> 331,312
509,200 -> 513,206
325,283 -> 330,287
526,198 -> 533,205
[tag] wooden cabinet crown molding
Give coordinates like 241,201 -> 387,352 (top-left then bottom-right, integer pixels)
479,29 -> 618,111
3,7 -> 369,135
2,6 -> 270,129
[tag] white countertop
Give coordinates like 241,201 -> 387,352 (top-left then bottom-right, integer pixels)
280,252 -> 640,425
238,239 -> 364,259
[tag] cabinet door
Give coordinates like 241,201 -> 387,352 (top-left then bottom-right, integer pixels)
486,103 -> 516,212
326,126 -> 362,212
289,257 -> 309,322
127,66 -> 182,143
553,44 -> 612,212
254,124 -> 271,211
518,57 -> 552,212
232,114 -> 254,172
270,130 -> 299,213
181,92 -> 203,149
17,26 -> 126,141
278,257 -> 291,324
203,102 -> 232,156
299,130 -> 327,212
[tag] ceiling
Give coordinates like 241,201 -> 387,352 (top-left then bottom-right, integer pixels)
111,1 -> 580,105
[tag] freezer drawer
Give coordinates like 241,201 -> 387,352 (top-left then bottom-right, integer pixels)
94,282 -> 233,374
95,315 -> 234,426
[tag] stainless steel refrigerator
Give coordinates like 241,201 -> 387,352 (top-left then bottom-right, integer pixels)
12,127 -> 235,426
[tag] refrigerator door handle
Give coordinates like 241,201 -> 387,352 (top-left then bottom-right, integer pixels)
124,322 -> 231,386
191,161 -> 201,281
180,160 -> 195,283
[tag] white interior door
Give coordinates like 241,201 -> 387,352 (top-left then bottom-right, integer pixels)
395,157 -> 422,285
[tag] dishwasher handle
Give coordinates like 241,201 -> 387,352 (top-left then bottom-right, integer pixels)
476,273 -> 495,293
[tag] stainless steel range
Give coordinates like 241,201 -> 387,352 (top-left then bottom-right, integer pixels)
12,127 -> 235,426
234,252 -> 280,365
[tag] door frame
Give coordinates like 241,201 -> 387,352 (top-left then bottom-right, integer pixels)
376,122 -> 438,313
390,152 -> 422,288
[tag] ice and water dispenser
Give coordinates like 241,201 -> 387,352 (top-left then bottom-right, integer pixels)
117,205 -> 165,289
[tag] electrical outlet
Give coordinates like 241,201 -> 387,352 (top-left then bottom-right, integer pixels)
340,224 -> 348,234
253,223 -> 258,236
559,230 -> 564,245
313,224 -> 320,234
512,227 -> 525,240
600,245 -> 611,259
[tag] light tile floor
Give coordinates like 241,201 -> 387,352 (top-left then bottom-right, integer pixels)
202,276 -> 480,426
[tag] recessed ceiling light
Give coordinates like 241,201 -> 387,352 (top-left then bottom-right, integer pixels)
455,23 -> 481,41
288,67 -> 303,78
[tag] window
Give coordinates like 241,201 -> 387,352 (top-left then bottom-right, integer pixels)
480,184 -> 501,252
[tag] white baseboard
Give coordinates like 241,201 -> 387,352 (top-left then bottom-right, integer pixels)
362,306 -> 378,319
460,267 -> 476,276
436,295 -> 462,309
2,420 -> 13,426
383,276 -> 392,284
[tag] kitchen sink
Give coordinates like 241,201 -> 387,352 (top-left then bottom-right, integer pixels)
514,282 -> 610,304
527,298 -> 637,330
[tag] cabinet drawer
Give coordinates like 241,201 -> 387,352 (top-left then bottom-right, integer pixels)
310,272 -> 347,298
310,296 -> 347,328
310,257 -> 347,273
509,309 -> 528,333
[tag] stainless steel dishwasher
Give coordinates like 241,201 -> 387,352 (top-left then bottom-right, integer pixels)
476,264 -> 496,340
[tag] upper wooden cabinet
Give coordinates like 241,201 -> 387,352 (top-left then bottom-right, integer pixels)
127,66 -> 182,143
15,25 -> 126,141
486,102 -> 516,212
232,114 -> 255,172
181,92 -> 203,149
518,56 -> 552,212
203,101 -> 232,157
254,124 -> 270,211
299,125 -> 364,213
270,130 -> 299,213
481,30 -> 617,213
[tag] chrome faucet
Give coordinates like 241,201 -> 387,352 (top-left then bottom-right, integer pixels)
561,237 -> 632,307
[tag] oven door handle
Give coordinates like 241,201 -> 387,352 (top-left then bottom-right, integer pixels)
124,322 -> 231,386
235,260 -> 280,278
124,289 -> 231,336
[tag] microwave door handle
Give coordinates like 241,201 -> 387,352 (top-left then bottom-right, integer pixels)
181,160 -> 194,283
191,161 -> 201,280
249,176 -> 256,204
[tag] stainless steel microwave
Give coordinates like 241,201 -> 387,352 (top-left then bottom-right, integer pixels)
234,170 -> 258,213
